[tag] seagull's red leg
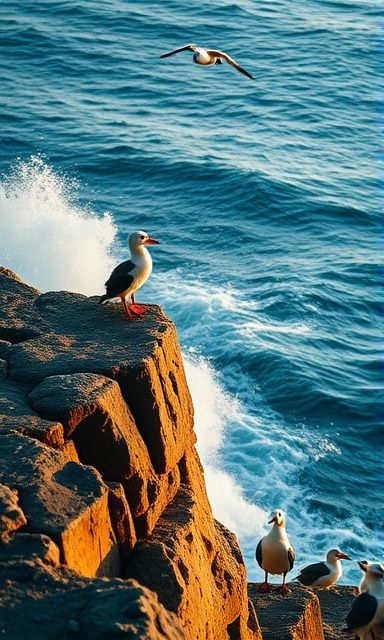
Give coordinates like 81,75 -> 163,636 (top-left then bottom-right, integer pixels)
258,572 -> 270,592
130,304 -> 148,315
121,296 -> 134,320
129,293 -> 148,316
281,573 -> 290,594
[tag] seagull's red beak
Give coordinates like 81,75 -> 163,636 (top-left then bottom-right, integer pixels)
145,237 -> 160,245
358,561 -> 369,572
337,552 -> 351,561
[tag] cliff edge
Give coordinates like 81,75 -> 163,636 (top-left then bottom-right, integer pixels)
0,267 -> 260,640
0,268 -> 358,640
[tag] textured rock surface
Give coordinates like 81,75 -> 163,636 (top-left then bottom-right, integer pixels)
0,484 -> 27,542
0,562 -> 186,640
248,583 -> 325,640
126,484 -> 261,640
316,586 -> 358,640
0,433 -> 119,577
0,268 -> 257,640
0,268 -> 355,639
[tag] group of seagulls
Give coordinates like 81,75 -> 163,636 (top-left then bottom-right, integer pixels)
97,37 -> 381,640
256,509 -> 384,638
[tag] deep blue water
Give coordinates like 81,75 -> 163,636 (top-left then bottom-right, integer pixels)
0,0 -> 382,585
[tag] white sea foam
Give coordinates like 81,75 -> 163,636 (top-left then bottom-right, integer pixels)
183,352 -> 267,539
0,156 -> 116,295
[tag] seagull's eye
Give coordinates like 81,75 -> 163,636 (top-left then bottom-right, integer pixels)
140,235 -> 145,240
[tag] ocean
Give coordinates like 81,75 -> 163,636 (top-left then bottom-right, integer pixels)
0,0 -> 381,586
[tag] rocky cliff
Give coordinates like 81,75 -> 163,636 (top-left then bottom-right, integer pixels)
0,268 -> 358,640
0,267 -> 260,640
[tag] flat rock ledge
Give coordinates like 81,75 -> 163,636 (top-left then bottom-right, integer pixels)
0,269 -> 360,639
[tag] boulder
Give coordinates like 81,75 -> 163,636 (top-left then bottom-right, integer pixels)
0,433 -> 119,577
0,532 -> 60,566
3,280 -> 194,475
125,484 -> 261,640
248,583 -> 324,640
29,372 -> 182,537
0,484 -> 27,541
0,561 -> 186,640
0,367 -> 64,447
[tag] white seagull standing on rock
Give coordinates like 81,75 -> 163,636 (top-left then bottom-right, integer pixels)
160,44 -> 254,79
99,230 -> 160,320
294,549 -> 351,589
256,509 -> 295,594
345,561 -> 384,639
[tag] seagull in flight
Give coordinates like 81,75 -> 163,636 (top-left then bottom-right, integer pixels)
160,44 -> 254,80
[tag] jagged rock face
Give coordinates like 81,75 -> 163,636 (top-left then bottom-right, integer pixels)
0,268 -> 259,640
0,563 -> 186,640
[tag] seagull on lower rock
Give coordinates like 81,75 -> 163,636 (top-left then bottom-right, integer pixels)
99,230 -> 160,320
160,44 -> 254,80
294,549 -> 351,589
256,509 -> 295,594
345,561 -> 384,639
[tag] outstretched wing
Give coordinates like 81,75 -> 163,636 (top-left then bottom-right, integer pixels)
160,44 -> 197,58
207,49 -> 254,79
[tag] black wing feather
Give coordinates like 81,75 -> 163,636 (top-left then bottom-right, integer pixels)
296,562 -> 330,585
288,547 -> 295,571
255,540 -> 263,569
346,592 -> 377,630
105,260 -> 135,297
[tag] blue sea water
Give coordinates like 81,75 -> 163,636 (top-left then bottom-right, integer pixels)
0,0 -> 382,586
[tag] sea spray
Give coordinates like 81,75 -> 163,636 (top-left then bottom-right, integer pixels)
0,156 -> 116,295
183,353 -> 268,555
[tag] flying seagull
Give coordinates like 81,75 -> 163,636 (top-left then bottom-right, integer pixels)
160,44 -> 254,79
345,561 -> 384,639
256,509 -> 295,594
294,549 -> 351,589
99,230 -> 160,320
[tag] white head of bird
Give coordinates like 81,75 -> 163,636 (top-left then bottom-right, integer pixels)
359,561 -> 384,594
327,549 -> 351,563
128,230 -> 160,252
268,509 -> 286,527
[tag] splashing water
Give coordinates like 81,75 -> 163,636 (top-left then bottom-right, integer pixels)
0,156 -> 116,295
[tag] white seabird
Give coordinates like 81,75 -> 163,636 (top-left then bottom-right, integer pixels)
345,561 -> 384,639
99,230 -> 160,320
358,560 -> 371,593
255,509 -> 295,594
160,44 -> 254,79
294,549 -> 351,589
